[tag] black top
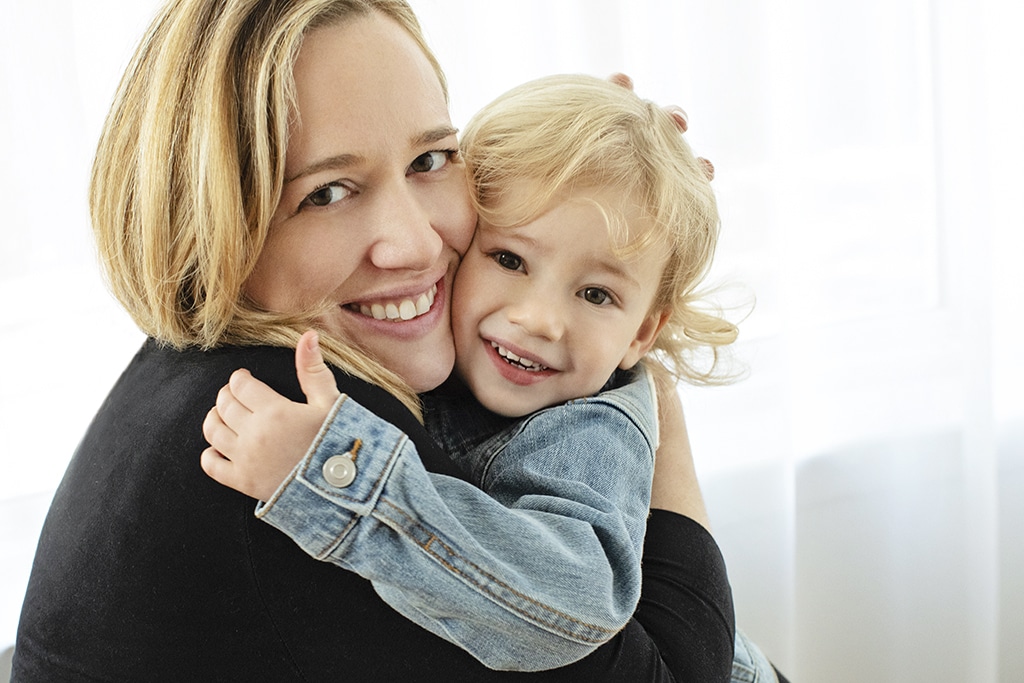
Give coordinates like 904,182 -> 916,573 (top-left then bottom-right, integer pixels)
13,340 -> 734,682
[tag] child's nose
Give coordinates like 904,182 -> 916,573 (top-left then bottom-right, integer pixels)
506,295 -> 566,341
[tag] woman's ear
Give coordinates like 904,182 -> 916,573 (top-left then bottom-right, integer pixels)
619,309 -> 671,370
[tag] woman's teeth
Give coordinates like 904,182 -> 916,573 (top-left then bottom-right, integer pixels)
353,284 -> 437,321
491,342 -> 548,371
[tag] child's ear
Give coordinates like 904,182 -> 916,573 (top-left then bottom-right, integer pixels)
619,309 -> 671,370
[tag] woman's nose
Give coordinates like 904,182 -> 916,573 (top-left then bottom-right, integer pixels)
367,182 -> 443,271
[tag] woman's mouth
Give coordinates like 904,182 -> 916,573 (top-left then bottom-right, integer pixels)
491,341 -> 549,372
347,284 -> 437,322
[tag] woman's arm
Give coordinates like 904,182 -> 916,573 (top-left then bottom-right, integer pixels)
649,371 -> 711,529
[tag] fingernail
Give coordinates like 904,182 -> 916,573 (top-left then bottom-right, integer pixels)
609,73 -> 634,90
667,106 -> 688,132
698,157 -> 715,181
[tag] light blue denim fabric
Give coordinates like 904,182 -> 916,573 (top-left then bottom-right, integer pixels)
732,629 -> 780,683
256,366 -> 658,671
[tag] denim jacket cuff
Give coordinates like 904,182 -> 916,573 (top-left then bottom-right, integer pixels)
255,394 -> 408,559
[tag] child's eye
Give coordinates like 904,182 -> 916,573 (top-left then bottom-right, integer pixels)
300,182 -> 352,210
580,287 -> 614,306
492,251 -> 524,272
409,149 -> 458,174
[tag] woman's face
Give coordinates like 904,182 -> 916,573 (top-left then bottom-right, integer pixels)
245,15 -> 475,392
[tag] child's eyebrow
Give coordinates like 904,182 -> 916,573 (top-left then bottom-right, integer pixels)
587,256 -> 642,288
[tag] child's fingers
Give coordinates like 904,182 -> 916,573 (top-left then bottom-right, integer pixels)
295,330 -> 341,409
213,381 -> 253,431
202,405 -> 237,452
226,368 -> 286,412
200,444 -> 276,501
200,445 -> 233,485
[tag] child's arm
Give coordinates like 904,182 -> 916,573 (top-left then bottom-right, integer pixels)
202,331 -> 652,672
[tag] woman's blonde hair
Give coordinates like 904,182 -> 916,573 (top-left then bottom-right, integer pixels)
460,74 -> 738,385
90,0 -> 445,413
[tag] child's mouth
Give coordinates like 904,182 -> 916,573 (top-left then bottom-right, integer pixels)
491,342 -> 548,372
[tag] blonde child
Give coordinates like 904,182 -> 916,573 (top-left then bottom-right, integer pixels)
204,74 -> 740,672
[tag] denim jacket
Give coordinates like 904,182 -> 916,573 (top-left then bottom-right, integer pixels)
256,365 -> 658,671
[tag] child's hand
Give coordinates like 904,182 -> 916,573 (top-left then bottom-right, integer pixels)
201,330 -> 341,501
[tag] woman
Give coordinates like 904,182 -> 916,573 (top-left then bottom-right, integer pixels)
12,1 -> 735,680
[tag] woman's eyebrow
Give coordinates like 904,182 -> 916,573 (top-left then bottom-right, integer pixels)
414,125 -> 459,147
285,153 -> 360,183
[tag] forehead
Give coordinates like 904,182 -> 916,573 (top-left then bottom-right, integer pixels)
286,15 -> 450,176
486,181 -> 655,252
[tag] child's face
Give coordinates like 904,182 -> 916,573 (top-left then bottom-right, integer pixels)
452,184 -> 668,418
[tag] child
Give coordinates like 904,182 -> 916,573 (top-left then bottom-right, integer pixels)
203,74 -> 736,671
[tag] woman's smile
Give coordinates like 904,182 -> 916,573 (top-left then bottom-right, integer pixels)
348,283 -> 438,321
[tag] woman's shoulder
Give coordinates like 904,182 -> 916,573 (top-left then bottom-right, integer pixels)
137,339 -> 407,417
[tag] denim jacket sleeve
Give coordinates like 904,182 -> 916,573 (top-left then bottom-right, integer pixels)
255,369 -> 658,672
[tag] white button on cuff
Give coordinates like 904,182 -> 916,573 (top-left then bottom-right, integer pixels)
323,453 -> 357,488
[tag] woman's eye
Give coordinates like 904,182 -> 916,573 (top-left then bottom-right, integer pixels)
410,150 -> 455,174
300,182 -> 351,209
580,287 -> 613,305
493,251 -> 524,271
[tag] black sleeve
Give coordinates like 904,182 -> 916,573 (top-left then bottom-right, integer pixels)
635,511 -> 736,682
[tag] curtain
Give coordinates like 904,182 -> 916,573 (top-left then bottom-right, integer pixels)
2,1 -> 1020,680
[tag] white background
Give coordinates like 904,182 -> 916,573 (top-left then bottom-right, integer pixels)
2,1 -> 1022,680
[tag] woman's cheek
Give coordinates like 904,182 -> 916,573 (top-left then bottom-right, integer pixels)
435,172 -> 476,256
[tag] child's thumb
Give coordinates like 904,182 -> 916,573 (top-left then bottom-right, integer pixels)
295,330 -> 341,409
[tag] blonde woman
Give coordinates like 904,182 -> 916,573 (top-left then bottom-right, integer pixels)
15,1 -> 736,681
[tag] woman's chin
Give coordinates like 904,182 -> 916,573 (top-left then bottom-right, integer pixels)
396,352 -> 456,393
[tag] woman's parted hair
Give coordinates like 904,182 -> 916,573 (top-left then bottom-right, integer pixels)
90,0 -> 445,412
460,74 -> 738,385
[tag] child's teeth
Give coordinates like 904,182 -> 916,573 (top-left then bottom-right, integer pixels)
416,293 -> 430,315
399,300 -> 417,320
372,304 -> 387,320
492,342 -> 547,371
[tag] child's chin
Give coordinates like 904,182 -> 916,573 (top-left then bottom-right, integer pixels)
480,393 -> 557,419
